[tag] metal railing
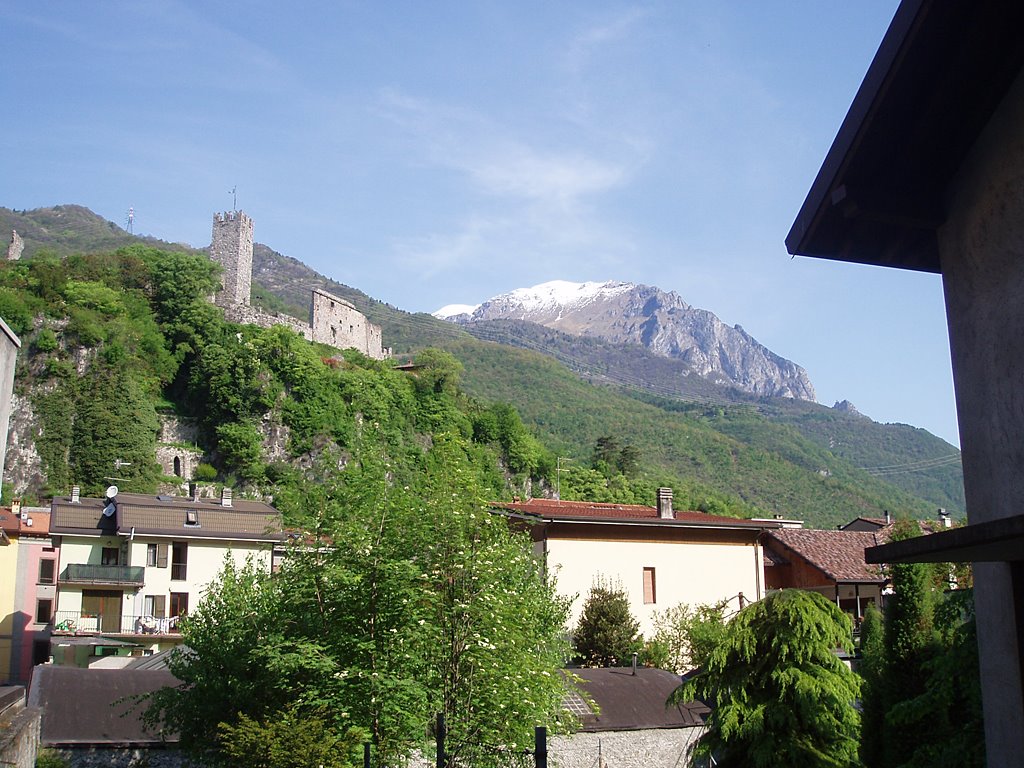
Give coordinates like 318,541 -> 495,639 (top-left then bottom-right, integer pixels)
59,563 -> 146,586
52,610 -> 182,636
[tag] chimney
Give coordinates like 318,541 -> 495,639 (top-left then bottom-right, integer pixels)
71,486 -> 80,504
221,487 -> 233,508
938,508 -> 951,528
657,487 -> 673,519
884,510 -> 891,525
189,482 -> 199,502
11,499 -> 21,518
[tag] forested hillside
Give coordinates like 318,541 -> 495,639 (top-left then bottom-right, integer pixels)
0,205 -> 965,527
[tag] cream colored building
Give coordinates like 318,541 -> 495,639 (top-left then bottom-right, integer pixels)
494,490 -> 779,636
49,487 -> 283,662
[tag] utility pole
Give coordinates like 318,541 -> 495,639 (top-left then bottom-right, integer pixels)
555,457 -> 573,501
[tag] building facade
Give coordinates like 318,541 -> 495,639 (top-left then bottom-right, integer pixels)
493,490 -> 777,636
48,487 -> 283,664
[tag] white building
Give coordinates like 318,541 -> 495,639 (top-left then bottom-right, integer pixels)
493,489 -> 779,636
48,487 -> 283,664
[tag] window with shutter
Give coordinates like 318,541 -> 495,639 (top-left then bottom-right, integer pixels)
643,567 -> 656,604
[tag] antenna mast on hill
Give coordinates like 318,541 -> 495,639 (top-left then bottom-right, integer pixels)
229,186 -> 238,212
125,206 -> 134,234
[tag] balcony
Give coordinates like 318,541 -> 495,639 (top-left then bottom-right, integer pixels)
52,610 -> 182,636
60,564 -> 146,587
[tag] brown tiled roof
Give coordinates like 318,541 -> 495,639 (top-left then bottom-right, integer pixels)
569,667 -> 708,731
0,509 -> 19,533
763,528 -> 888,583
50,491 -> 283,541
494,499 -> 770,529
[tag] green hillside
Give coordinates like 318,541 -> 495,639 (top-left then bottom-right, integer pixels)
0,206 -> 964,527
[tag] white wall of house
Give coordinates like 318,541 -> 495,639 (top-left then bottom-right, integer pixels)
547,537 -> 764,636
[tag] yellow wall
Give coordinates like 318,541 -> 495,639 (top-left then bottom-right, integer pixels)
0,537 -> 18,677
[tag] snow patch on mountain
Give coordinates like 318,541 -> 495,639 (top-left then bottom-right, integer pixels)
433,280 -> 634,320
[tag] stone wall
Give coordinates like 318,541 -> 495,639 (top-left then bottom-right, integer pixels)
549,727 -> 704,768
222,302 -> 312,340
155,445 -> 204,481
310,288 -> 386,359
51,745 -> 190,768
0,687 -> 41,768
210,211 -> 253,308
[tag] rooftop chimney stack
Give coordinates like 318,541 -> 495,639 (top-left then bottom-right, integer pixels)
657,487 -> 673,519
938,508 -> 951,528
884,510 -> 891,525
221,487 -> 233,508
189,482 -> 199,502
71,486 -> 80,504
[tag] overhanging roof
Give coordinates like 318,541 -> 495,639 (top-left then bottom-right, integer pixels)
866,513 -> 1024,564
786,0 -> 1024,271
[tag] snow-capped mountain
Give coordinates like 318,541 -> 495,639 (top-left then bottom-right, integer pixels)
434,280 -> 816,401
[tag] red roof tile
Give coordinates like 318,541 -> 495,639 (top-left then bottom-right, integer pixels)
493,499 -> 768,528
763,528 -> 889,583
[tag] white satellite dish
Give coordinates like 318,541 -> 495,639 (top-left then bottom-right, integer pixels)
106,485 -> 119,499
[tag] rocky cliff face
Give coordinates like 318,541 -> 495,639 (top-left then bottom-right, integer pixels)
436,280 -> 816,401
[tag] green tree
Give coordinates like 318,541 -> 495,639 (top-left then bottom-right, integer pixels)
573,580 -> 642,667
675,589 -> 860,768
218,706 -> 366,768
858,601 -> 886,768
146,433 -> 574,768
70,366 -> 160,494
879,520 -> 936,768
649,600 -> 728,674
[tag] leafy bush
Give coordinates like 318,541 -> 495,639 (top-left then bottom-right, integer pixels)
193,463 -> 218,482
34,327 -> 58,352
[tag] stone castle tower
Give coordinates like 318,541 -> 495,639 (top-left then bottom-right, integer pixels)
210,211 -> 253,307
206,210 -> 389,359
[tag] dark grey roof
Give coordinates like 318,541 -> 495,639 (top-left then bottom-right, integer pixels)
787,0 -> 1024,271
28,666 -> 179,745
50,491 -> 283,541
569,667 -> 708,732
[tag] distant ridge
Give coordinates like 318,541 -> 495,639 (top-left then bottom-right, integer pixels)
436,280 -> 816,401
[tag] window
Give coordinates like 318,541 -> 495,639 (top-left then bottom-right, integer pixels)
171,541 -> 187,580
147,543 -> 158,567
173,456 -> 181,477
643,567 -> 657,604
35,598 -> 52,624
101,547 -> 119,566
38,559 -> 55,585
144,595 -> 166,619
185,509 -> 199,527
170,592 -> 189,619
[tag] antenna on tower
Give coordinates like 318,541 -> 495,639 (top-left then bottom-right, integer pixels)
229,186 -> 238,212
126,206 -> 135,234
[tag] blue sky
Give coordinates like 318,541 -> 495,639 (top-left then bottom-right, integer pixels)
0,1 -> 959,447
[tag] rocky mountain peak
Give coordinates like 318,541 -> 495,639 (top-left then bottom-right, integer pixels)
435,280 -> 816,402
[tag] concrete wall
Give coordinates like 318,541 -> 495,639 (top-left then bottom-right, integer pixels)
545,530 -> 763,636
937,66 -> 1024,763
210,211 -> 253,307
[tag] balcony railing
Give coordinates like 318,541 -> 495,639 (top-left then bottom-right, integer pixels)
170,562 -> 187,580
52,610 -> 183,636
60,563 -> 146,587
